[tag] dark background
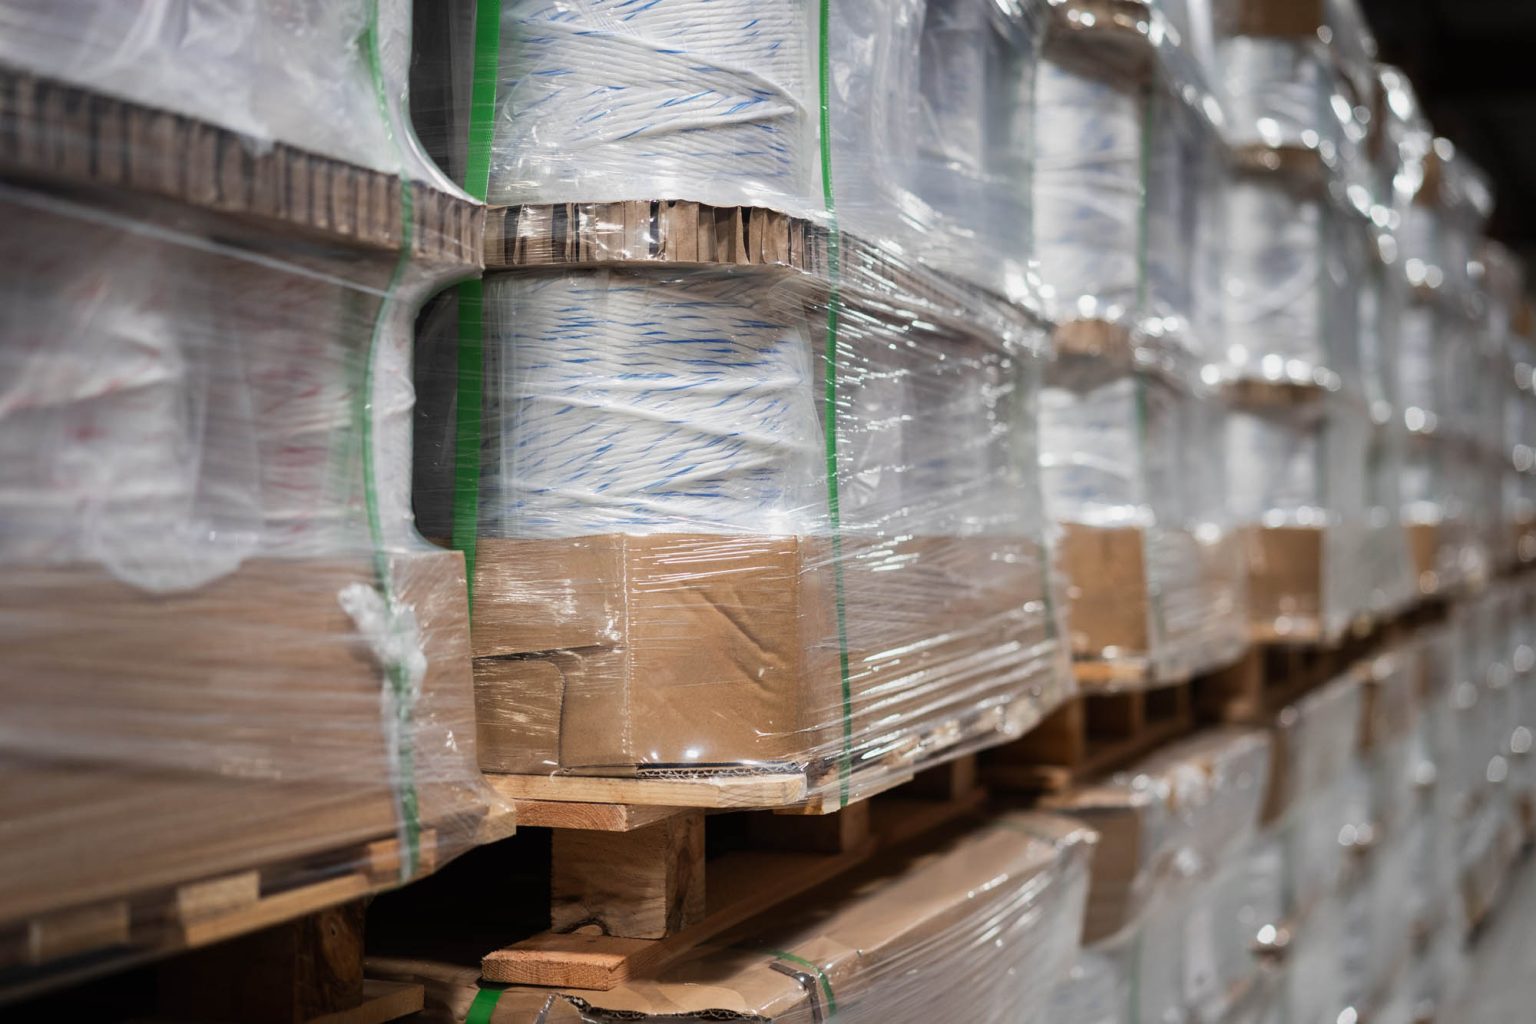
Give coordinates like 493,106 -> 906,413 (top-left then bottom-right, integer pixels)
1362,0 -> 1536,265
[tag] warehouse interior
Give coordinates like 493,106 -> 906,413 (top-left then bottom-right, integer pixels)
3,0 -> 1536,1022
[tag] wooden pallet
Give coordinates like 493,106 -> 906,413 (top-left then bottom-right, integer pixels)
981,680 -> 1196,792
0,821 -> 499,1007
478,757 -> 984,991
0,69 -> 482,266
1195,613 -> 1400,726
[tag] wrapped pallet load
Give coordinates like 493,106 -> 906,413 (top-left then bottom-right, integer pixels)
1043,728 -> 1273,1023
0,0 -> 503,995
1212,0 -> 1387,644
410,0 -> 1073,809
1034,0 -> 1247,688
370,812 -> 1095,1023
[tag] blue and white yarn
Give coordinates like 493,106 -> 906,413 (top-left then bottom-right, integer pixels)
491,0 -> 815,212
482,271 -> 823,538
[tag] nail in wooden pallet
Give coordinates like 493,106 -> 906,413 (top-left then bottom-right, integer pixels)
479,756 -> 984,991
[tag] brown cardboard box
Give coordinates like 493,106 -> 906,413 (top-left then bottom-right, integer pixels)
1045,728 -> 1271,943
1059,524 -> 1247,684
369,812 -> 1094,1023
1218,0 -> 1324,38
473,534 -> 1065,775
0,546 -> 489,938
1,547 -> 476,783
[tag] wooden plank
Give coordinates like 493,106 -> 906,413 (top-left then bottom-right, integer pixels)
178,874 -> 374,950
513,799 -> 684,833
26,901 -> 130,964
482,771 -> 809,810
551,813 -> 706,939
306,980 -> 424,1024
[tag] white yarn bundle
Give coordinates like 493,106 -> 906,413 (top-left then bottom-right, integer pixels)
1219,37 -> 1331,153
491,0 -> 815,212
0,192 -> 419,590
1039,378 -> 1174,528
1033,61 -> 1144,324
482,271 -> 824,538
1222,180 -> 1326,377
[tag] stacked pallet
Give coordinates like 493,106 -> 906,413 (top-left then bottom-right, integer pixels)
0,2 -> 504,1015
8,0 -> 1536,1021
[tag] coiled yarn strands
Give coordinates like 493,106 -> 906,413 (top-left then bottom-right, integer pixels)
492,0 -> 814,210
484,272 -> 823,539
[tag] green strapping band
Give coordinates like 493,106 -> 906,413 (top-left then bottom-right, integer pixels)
466,985 -> 506,1024
1134,88 -> 1166,656
362,0 -> 423,879
452,0 -> 503,609
771,949 -> 838,1017
816,0 -> 854,810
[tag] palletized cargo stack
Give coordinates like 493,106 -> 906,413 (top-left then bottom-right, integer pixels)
0,1 -> 504,1012
410,0 -> 1074,818
8,0 -> 1536,1021
1212,0 -> 1397,646
1031,0 -> 1247,689
979,0 -> 1255,798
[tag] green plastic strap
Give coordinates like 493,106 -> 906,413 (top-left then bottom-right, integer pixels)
362,0 -> 423,879
816,0 -> 854,810
771,949 -> 838,1017
466,985 -> 506,1024
451,0 -> 503,609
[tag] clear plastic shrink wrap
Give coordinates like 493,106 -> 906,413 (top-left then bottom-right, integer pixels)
0,0 -> 504,993
1211,0 -> 1390,642
0,0 -> 445,183
1042,728 -> 1271,1023
1034,10 -> 1246,684
370,812 -> 1094,1024
409,0 -> 1072,804
1397,136 -> 1497,589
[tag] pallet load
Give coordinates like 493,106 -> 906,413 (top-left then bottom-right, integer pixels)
1395,129 -> 1497,594
369,811 -> 1094,1023
1212,0 -> 1391,645
1042,728 -> 1274,1022
1480,242 -> 1536,569
0,1 -> 504,1007
411,0 -> 1073,813
1031,0 -> 1248,691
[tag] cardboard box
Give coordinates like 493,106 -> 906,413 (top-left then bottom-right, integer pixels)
1045,728 -> 1271,943
473,535 -> 1066,776
1060,523 -> 1247,684
370,812 -> 1094,1023
1261,669 -> 1365,823
0,547 -> 487,934
1,547 -> 475,783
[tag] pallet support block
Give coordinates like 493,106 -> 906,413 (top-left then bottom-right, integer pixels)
156,900 -> 421,1024
551,813 -> 707,939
